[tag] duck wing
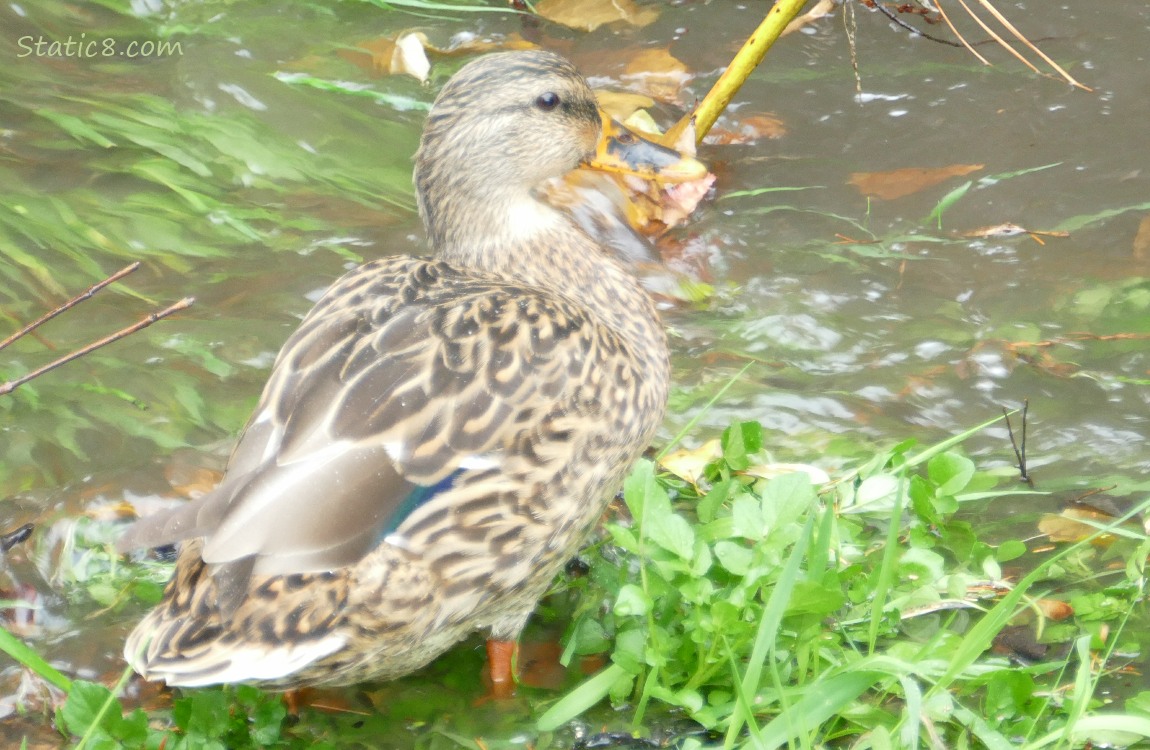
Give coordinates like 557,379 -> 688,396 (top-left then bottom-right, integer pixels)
119,257 -> 624,586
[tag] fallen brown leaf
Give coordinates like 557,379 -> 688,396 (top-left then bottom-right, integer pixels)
164,463 -> 224,499
534,0 -> 658,31
1035,598 -> 1074,621
963,222 -> 1070,245
340,32 -> 537,81
339,31 -> 431,81
963,222 -> 1033,239
704,113 -> 787,145
849,164 -> 984,201
622,48 -> 692,103
1037,507 -> 1117,546
433,31 -> 538,56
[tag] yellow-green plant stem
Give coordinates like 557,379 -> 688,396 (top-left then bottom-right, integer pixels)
665,0 -> 810,146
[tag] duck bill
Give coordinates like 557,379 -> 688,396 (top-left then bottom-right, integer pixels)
585,113 -> 707,184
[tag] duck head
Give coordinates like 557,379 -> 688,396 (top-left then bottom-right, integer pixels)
414,50 -> 702,273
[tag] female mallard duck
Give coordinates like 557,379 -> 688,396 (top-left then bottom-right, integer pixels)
118,50 -> 702,692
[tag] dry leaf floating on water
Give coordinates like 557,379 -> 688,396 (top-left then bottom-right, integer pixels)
533,0 -> 659,32
849,164 -> 984,200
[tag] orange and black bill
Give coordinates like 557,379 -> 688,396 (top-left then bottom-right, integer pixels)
585,112 -> 707,184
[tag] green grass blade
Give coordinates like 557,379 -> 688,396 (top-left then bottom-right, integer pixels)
977,162 -> 1062,185
658,362 -> 753,459
903,410 -> 1011,468
756,671 -> 885,750
867,474 -> 906,651
925,180 -> 973,229
724,512 -> 815,747
0,625 -> 72,692
536,663 -> 629,732
1054,200 -> 1150,233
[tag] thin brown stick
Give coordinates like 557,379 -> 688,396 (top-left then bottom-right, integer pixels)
951,0 -> 1041,75
974,0 -> 1092,91
934,1 -> 991,65
0,297 -> 194,397
0,262 -> 141,354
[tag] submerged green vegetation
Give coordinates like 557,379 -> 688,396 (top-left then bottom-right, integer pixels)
4,0 -> 1150,748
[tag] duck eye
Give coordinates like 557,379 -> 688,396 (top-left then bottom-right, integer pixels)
535,92 -> 561,111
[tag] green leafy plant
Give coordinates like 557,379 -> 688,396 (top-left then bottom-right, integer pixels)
539,418 -> 1150,748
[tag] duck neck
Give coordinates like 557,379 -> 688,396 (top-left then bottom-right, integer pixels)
421,184 -> 669,379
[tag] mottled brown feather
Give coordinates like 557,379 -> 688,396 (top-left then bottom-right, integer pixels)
119,50 -> 671,688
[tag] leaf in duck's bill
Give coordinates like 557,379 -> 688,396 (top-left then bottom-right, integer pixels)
548,112 -> 713,238
848,164 -> 984,200
533,0 -> 658,31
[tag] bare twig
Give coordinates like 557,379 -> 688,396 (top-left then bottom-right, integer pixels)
869,1 -> 965,47
0,262 -> 141,354
0,297 -> 195,397
868,0 -> 1092,91
933,1 -> 992,63
1002,399 -> 1030,484
952,0 -> 1043,76
972,0 -> 1091,91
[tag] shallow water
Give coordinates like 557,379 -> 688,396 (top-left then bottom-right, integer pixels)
2,0 -> 1149,743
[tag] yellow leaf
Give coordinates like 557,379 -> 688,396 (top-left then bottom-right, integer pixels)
534,0 -> 658,31
659,439 -> 722,486
391,32 -> 431,83
595,90 -> 656,123
1037,508 -> 1117,547
622,109 -> 662,138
